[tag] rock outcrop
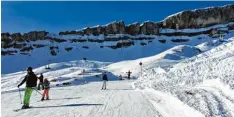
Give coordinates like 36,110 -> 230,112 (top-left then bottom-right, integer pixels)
57,5 -> 234,36
1,32 -> 10,40
23,31 -> 48,40
11,33 -> 22,41
125,22 -> 141,35
163,4 -> 234,29
139,21 -> 160,35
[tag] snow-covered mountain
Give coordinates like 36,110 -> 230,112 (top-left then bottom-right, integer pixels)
2,4 -> 234,74
2,36 -> 234,117
2,4 -> 234,117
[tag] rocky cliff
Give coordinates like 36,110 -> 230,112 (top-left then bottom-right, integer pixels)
58,4 -> 234,36
2,4 -> 234,38
1,4 -> 234,53
163,4 -> 234,29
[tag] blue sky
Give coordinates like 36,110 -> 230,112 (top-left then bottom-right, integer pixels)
1,1 -> 233,33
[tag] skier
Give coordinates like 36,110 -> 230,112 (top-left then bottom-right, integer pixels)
17,67 -> 38,109
119,74 -> 123,80
41,78 -> 50,101
101,72 -> 108,90
126,70 -> 132,80
37,73 -> 44,90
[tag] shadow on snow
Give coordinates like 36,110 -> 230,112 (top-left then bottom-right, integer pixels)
32,103 -> 103,109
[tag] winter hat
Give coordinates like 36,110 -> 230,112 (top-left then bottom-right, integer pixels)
27,67 -> 33,72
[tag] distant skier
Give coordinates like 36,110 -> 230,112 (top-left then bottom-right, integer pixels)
17,67 -> 38,109
126,70 -> 132,80
37,73 -> 44,90
119,74 -> 123,80
41,78 -> 50,101
101,72 -> 108,90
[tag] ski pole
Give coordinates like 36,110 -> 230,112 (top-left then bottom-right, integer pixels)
18,88 -> 22,104
32,88 -> 43,95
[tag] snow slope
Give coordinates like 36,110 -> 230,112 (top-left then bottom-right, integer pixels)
134,37 -> 234,117
106,45 -> 201,79
2,80 -> 164,117
1,38 -> 234,117
1,60 -> 112,92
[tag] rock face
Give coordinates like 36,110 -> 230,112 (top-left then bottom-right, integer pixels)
23,31 -> 48,40
125,22 -> 141,35
104,21 -> 125,34
1,32 -> 10,40
73,21 -> 126,36
58,5 -> 234,36
163,4 -> 234,29
6,31 -> 49,41
1,32 -> 13,48
11,33 -> 22,40
139,21 -> 159,35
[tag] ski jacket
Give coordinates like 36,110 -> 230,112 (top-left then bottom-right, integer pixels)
18,72 -> 38,88
43,80 -> 50,89
38,75 -> 44,83
103,74 -> 108,81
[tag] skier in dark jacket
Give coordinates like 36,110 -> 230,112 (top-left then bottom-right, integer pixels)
37,73 -> 44,90
126,70 -> 132,80
101,72 -> 108,90
18,67 -> 38,109
119,74 -> 123,80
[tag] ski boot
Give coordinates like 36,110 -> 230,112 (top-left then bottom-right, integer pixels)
21,104 -> 30,109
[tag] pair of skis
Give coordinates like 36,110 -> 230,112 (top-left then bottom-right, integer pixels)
14,88 -> 44,112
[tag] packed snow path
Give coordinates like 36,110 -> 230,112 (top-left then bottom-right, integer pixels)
2,80 -> 162,117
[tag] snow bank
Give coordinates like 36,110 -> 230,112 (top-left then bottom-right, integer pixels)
134,37 -> 234,117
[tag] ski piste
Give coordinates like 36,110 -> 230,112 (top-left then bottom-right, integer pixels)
37,99 -> 50,102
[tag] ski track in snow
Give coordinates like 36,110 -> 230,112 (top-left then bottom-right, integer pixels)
2,80 -> 163,117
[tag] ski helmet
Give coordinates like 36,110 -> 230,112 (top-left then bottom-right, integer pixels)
27,67 -> 33,71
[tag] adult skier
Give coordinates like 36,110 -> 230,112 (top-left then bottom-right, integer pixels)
101,72 -> 108,90
17,67 -> 38,109
119,74 -> 123,80
37,73 -> 44,90
126,70 -> 132,80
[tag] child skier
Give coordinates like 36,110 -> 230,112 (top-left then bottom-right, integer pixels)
41,78 -> 50,101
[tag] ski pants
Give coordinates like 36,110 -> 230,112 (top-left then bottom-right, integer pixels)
42,89 -> 49,99
102,80 -> 107,89
24,87 -> 33,106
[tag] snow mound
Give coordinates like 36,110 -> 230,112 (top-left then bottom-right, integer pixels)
106,45 -> 201,79
134,38 -> 234,117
